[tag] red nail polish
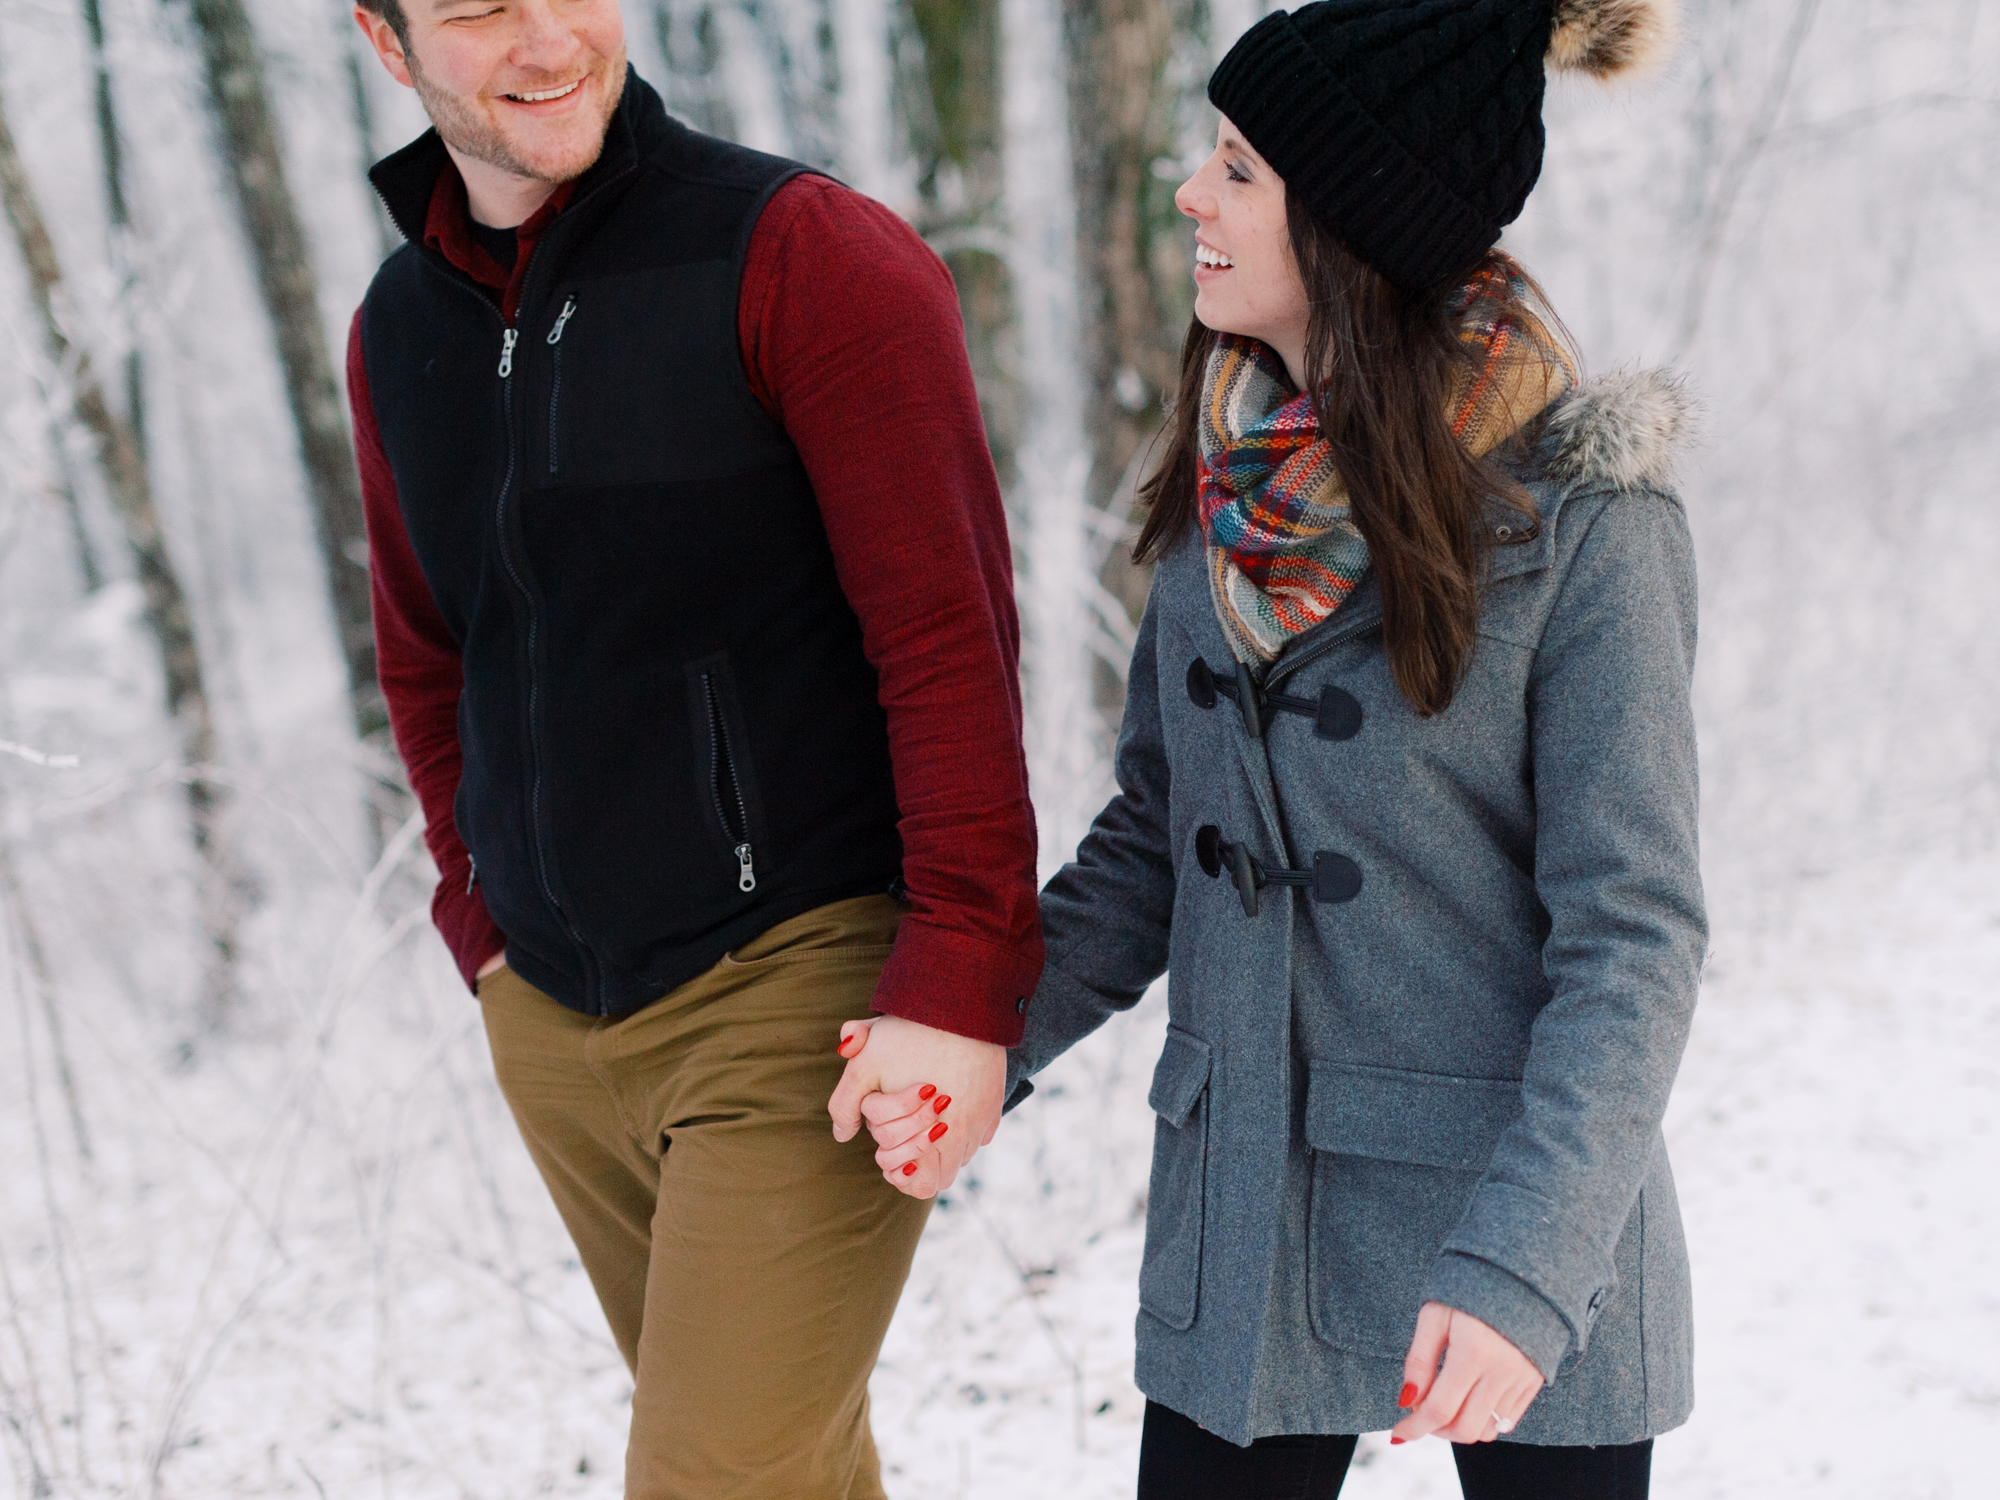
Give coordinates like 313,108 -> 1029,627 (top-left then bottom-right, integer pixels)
929,1121 -> 948,1142
901,1162 -> 918,1176
1398,1382 -> 1418,1409
918,1084 -> 937,1100
932,1094 -> 951,1114
1390,1437 -> 1405,1446
836,1037 -> 851,1054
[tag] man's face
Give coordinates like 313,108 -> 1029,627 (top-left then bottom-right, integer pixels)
357,0 -> 627,185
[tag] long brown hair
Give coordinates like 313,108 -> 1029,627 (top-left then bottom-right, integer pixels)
1135,190 -> 1561,716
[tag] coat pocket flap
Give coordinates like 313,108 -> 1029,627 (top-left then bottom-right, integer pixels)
1304,1063 -> 1523,1171
1148,1028 -> 1213,1129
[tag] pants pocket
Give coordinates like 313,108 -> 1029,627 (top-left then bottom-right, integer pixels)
1138,1027 -> 1213,1332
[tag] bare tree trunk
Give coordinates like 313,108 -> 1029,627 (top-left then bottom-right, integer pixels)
1061,0 -> 1194,663
186,0 -> 383,738
906,0 -> 1023,484
0,85 -> 239,1017
342,21 -> 399,262
80,0 -> 146,455
46,424 -> 104,593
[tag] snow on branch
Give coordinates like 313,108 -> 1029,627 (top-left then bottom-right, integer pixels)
0,739 -> 80,769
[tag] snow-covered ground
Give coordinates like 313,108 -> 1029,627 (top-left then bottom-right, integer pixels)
3,833 -> 1995,1498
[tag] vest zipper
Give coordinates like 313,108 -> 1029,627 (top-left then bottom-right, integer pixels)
546,296 -> 574,475
491,307 -> 600,1005
701,671 -> 757,893
414,211 -> 624,1012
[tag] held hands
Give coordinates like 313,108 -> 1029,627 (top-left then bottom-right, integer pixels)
1390,1302 -> 1544,1445
826,1015 -> 1004,1199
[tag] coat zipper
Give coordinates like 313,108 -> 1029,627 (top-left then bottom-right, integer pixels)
1264,606 -> 1385,697
701,671 -> 757,893
546,296 -> 575,475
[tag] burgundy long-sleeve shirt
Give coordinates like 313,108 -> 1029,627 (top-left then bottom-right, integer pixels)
350,167 -> 1042,1046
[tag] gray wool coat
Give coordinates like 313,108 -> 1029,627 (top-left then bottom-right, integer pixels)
1008,369 -> 1707,1448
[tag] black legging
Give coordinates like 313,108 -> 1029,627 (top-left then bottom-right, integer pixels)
1137,1400 -> 1653,1500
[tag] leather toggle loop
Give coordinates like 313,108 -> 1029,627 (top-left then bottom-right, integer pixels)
1194,824 -> 1363,916
1194,822 -> 1225,879
1186,658 -> 1217,711
1313,687 -> 1364,742
1313,851 -> 1364,904
1186,658 -> 1364,742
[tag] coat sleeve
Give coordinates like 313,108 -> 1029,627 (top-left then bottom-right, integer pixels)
1422,488 -> 1708,1379
1006,582 -> 1178,1105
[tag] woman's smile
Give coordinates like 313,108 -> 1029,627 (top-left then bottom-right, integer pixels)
1193,238 -> 1237,280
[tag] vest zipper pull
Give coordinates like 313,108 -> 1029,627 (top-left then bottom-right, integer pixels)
735,842 -> 757,894
467,856 -> 478,894
546,297 -> 577,344
498,327 -> 517,378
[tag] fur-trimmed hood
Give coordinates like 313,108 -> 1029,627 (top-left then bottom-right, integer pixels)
1542,367 -> 1699,494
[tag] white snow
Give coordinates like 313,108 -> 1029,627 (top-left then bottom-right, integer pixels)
3,840 -> 1996,1497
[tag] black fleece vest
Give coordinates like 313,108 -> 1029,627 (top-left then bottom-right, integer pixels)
362,76 -> 903,1015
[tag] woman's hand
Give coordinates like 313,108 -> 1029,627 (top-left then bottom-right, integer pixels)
826,1016 -> 1004,1199
1389,1302 -> 1544,1445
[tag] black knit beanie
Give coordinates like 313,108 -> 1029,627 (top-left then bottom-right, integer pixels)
1208,0 -> 1677,293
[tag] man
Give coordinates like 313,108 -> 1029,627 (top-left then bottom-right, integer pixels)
348,1 -> 1042,1494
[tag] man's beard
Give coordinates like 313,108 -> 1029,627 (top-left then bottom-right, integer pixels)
407,46 -> 626,185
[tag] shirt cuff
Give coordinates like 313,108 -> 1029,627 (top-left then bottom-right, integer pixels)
870,918 -> 1041,1046
1421,1251 -> 1575,1383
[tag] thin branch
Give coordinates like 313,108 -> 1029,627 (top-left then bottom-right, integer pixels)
1671,0 -> 1825,361
0,741 -> 79,769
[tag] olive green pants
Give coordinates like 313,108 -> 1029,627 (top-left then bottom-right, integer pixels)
477,895 -> 931,1499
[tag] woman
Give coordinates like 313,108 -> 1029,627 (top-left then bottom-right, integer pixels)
868,0 -> 1701,1495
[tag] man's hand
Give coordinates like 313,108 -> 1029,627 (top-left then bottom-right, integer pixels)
827,1015 -> 1003,1199
476,950 -> 507,981
1389,1302 -> 1544,1445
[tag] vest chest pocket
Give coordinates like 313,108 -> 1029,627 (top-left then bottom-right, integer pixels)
1138,1028 -> 1213,1332
1303,1062 -> 1524,1358
532,265 -> 796,488
544,295 -> 578,476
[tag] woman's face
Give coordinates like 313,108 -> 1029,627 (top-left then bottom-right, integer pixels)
1175,116 -> 1311,387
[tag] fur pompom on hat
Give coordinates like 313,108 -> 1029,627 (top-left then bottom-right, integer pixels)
1549,0 -> 1681,77
1208,0 -> 1678,293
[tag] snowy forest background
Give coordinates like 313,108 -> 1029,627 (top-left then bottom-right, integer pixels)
0,0 -> 1996,1495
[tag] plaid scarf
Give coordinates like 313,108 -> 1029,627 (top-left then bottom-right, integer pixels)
1196,256 -> 1575,669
